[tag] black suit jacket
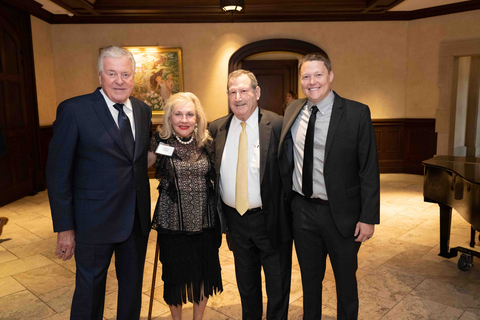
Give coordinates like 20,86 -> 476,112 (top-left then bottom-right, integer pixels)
209,108 -> 292,250
46,88 -> 152,244
278,92 -> 380,238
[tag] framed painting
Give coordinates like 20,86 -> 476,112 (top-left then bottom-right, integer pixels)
125,46 -> 184,115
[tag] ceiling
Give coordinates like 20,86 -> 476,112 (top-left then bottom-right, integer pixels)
6,0 -> 480,24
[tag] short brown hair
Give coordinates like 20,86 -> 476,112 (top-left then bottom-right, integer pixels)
298,52 -> 332,73
227,69 -> 258,90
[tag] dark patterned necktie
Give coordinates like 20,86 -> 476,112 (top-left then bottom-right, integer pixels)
302,105 -> 318,198
113,103 -> 135,157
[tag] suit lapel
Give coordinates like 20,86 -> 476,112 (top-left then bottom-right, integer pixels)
131,99 -> 141,161
258,109 -> 271,184
324,92 -> 344,161
91,88 -> 133,160
279,98 -> 307,145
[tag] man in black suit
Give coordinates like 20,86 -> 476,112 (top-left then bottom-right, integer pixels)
279,53 -> 380,320
46,46 -> 152,320
209,70 -> 292,320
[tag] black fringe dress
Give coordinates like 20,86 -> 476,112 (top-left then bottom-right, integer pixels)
150,133 -> 222,306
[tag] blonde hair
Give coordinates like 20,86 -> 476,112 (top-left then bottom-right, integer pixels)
160,92 -> 211,147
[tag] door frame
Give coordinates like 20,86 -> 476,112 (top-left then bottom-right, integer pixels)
228,38 -> 326,73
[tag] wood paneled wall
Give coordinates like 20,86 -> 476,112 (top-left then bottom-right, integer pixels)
374,119 -> 437,174
37,118 -> 436,191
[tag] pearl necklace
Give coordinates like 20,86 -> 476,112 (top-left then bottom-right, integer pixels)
175,134 -> 194,145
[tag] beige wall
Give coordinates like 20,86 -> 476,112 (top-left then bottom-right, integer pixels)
406,10 -> 480,119
31,16 -> 57,126
31,10 -> 480,124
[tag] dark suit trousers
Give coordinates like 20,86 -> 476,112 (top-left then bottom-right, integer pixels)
71,208 -> 148,320
292,194 -> 361,320
223,203 -> 292,320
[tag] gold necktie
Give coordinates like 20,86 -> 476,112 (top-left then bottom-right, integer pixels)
236,122 -> 249,215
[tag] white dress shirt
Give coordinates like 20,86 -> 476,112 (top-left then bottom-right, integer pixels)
220,108 -> 263,209
100,89 -> 136,140
291,90 -> 335,200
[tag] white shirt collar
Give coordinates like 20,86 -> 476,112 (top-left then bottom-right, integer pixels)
99,88 -> 132,111
232,107 -> 259,129
307,90 -> 334,114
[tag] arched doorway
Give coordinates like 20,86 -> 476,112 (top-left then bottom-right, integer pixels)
228,39 -> 326,115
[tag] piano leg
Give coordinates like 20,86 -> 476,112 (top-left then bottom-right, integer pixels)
470,226 -> 476,248
438,203 -> 457,258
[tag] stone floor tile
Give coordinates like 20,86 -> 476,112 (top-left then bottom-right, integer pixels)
459,308 -> 480,320
103,291 -> 171,319
208,282 -> 244,319
42,250 -> 77,273
16,217 -> 56,240
411,276 -> 480,309
397,226 -> 440,247
289,268 -> 303,303
1,174 -> 479,319
0,254 -> 54,278
42,309 -> 71,320
0,246 -> 18,263
382,295 -> 464,319
0,210 -> 45,225
0,226 -> 44,249
0,290 -> 56,319
3,199 -> 44,215
373,224 -> 409,239
13,263 -> 74,296
142,260 -> 163,293
358,291 -> 397,320
381,213 -> 426,230
0,276 -> 25,298
358,266 -> 425,302
385,253 -> 461,279
8,237 -> 57,259
38,283 -> 75,313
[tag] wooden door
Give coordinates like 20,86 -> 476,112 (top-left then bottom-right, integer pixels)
242,60 -> 298,116
0,4 -> 39,206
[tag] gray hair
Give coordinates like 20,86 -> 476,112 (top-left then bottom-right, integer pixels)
98,46 -> 136,74
227,69 -> 258,90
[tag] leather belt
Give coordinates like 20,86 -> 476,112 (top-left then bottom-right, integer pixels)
295,192 -> 329,205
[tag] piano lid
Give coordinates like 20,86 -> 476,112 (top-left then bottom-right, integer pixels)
423,156 -> 480,184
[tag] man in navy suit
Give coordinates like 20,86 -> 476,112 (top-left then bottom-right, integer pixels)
279,53 -> 380,319
46,46 -> 152,320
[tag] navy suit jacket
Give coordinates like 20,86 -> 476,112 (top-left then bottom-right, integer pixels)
46,88 -> 152,244
278,92 -> 380,238
209,108 -> 292,250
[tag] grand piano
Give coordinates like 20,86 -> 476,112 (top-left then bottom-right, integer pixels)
423,156 -> 480,271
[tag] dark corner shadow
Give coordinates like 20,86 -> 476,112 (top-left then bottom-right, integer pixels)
0,238 -> 12,244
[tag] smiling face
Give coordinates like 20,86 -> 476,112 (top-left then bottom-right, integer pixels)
300,60 -> 334,105
227,74 -> 260,121
170,101 -> 197,138
99,56 -> 134,104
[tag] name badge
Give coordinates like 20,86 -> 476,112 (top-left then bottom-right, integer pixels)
156,143 -> 174,156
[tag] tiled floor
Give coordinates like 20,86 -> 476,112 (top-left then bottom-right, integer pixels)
1,174 -> 480,319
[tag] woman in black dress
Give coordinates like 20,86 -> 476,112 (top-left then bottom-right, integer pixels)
150,92 -> 222,320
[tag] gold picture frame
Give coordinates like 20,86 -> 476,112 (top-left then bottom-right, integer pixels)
125,46 -> 184,115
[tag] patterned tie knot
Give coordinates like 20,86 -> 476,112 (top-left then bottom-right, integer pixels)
241,121 -> 246,130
